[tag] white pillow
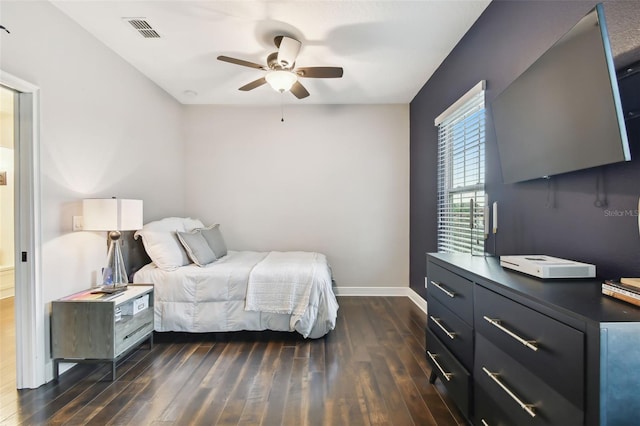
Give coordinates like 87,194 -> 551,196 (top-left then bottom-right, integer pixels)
183,217 -> 205,231
134,217 -> 204,271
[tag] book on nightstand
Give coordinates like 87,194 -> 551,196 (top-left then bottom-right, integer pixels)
602,280 -> 640,307
620,277 -> 640,290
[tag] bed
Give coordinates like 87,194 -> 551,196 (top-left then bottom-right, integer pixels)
129,217 -> 338,339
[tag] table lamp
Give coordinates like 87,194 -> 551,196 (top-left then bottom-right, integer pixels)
83,198 -> 143,289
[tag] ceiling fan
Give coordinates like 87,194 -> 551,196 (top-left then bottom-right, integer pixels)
217,36 -> 343,99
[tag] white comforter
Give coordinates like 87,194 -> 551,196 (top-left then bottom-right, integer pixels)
133,250 -> 338,338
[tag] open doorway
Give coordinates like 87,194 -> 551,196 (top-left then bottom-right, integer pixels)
0,85 -> 16,399
0,70 -> 44,392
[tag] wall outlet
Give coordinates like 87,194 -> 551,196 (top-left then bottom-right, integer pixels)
72,216 -> 83,231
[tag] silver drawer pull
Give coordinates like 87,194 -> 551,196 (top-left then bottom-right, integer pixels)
427,351 -> 453,382
481,420 -> 489,426
430,280 -> 456,298
482,367 -> 536,418
429,316 -> 456,339
483,316 -> 538,352
124,324 -> 148,340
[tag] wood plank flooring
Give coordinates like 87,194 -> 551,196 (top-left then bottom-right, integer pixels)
1,296 -> 17,419
1,296 -> 465,425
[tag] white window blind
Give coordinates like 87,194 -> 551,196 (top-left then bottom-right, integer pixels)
436,81 -> 486,254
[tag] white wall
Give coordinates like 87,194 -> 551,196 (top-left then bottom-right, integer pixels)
0,0 -> 185,341
184,105 -> 409,287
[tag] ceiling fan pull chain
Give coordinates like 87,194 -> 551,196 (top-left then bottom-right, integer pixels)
281,92 -> 285,122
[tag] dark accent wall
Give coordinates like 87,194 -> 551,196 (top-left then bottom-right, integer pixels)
410,0 -> 640,299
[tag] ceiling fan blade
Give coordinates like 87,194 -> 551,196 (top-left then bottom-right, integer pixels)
296,67 -> 343,78
290,81 -> 310,99
239,77 -> 267,91
276,36 -> 301,69
217,55 -> 265,70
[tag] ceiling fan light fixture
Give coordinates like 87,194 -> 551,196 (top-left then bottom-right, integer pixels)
265,70 -> 297,92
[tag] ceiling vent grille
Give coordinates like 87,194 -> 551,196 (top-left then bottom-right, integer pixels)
124,18 -> 160,38
139,29 -> 160,38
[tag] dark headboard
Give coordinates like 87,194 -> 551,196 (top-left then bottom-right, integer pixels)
119,231 -> 151,282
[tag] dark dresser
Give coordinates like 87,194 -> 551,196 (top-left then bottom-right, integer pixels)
426,253 -> 640,426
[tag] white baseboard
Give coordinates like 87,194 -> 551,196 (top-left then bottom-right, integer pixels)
334,286 -> 427,315
406,288 -> 428,315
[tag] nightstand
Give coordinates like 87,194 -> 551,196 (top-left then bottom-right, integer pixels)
51,284 -> 154,381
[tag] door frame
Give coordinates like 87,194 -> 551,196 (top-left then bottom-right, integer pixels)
1,70 -> 44,389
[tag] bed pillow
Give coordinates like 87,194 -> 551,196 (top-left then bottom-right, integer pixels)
200,224 -> 228,258
183,217 -> 205,231
177,229 -> 216,267
134,217 -> 204,271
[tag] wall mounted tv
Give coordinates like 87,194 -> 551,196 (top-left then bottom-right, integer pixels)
492,3 -> 631,184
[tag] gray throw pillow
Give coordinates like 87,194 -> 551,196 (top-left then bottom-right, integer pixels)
176,229 -> 217,267
200,224 -> 228,258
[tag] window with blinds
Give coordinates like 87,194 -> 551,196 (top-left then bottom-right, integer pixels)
435,81 -> 486,254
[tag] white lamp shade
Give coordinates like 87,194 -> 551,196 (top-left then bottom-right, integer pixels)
265,70 -> 298,92
83,198 -> 143,231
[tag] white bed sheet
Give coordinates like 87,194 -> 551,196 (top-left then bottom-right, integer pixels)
133,250 -> 338,338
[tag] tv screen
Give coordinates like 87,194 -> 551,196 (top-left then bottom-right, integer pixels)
492,4 -> 630,184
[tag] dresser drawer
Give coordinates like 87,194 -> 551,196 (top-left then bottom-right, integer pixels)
427,262 -> 473,325
426,328 -> 471,417
474,384 -> 512,426
475,284 -> 584,408
475,334 -> 583,426
428,297 -> 473,371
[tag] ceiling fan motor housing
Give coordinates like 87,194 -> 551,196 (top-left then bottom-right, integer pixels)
267,52 -> 285,70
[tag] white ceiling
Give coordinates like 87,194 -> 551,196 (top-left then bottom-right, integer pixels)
51,1 -> 491,105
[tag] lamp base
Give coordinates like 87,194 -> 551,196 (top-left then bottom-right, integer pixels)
102,231 -> 130,288
92,286 -> 127,294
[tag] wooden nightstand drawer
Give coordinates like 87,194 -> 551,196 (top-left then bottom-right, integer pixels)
475,284 -> 584,408
427,262 -> 473,325
475,334 -> 583,426
426,328 -> 471,417
428,297 -> 473,371
115,308 -> 153,355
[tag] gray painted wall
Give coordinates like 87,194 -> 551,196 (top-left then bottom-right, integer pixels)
410,0 -> 640,298
183,105 -> 409,288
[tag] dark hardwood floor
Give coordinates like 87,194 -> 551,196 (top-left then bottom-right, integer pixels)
1,296 -> 465,425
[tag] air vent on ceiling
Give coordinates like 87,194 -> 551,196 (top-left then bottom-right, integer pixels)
123,18 -> 160,38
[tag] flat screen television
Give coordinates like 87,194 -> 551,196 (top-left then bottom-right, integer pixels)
492,4 -> 631,184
